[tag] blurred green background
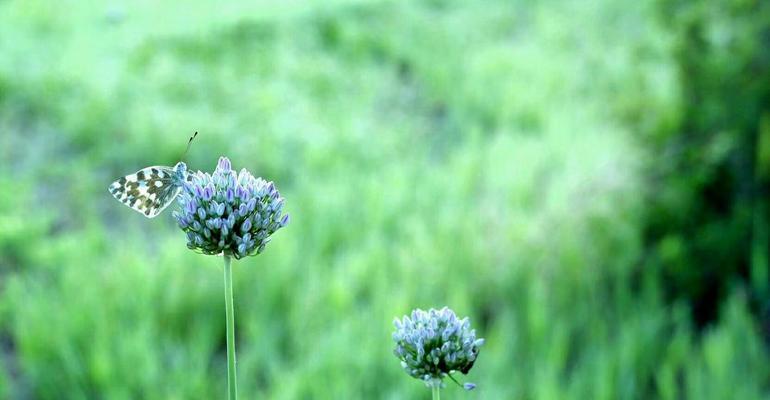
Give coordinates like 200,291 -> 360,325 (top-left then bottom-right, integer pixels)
1,0 -> 769,398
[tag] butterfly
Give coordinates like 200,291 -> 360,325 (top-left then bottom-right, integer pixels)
108,133 -> 196,218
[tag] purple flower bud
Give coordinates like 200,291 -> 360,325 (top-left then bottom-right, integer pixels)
464,383 -> 476,391
238,203 -> 248,217
217,157 -> 231,172
226,188 -> 235,203
280,214 -> 290,227
205,219 -> 218,230
185,200 -> 197,214
197,207 -> 207,220
241,218 -> 252,232
236,185 -> 247,201
227,214 -> 236,229
238,169 -> 251,186
212,174 -> 223,187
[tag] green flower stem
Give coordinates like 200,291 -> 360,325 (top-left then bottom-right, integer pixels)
432,383 -> 440,400
224,255 -> 238,400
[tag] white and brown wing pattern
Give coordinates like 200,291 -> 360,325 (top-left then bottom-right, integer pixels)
108,165 -> 181,218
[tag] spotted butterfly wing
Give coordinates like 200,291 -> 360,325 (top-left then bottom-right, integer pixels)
108,165 -> 182,218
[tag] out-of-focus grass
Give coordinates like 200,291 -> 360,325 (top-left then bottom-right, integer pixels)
0,0 -> 768,399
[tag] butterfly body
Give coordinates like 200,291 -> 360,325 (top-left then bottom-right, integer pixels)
109,161 -> 188,218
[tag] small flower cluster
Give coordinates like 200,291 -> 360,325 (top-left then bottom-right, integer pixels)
393,307 -> 483,390
174,157 -> 289,258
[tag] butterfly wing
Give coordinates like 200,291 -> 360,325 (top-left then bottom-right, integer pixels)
108,166 -> 181,218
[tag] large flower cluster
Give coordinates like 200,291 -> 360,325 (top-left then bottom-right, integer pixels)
174,157 -> 289,258
393,307 -> 483,389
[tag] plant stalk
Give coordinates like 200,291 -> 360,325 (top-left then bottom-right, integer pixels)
224,255 -> 238,400
431,379 -> 441,400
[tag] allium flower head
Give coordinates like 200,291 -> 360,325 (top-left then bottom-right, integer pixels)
393,307 -> 484,389
173,157 -> 289,258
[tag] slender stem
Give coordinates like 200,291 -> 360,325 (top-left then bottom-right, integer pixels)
446,372 -> 462,388
224,255 -> 238,400
432,383 -> 440,400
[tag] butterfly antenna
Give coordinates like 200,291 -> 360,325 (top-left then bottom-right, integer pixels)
180,131 -> 198,162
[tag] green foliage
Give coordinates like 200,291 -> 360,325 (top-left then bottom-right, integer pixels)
0,0 -> 767,398
644,0 -> 770,326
